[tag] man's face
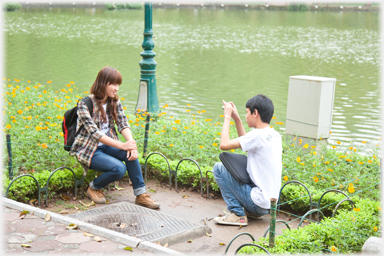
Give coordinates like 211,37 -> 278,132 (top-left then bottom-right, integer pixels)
245,108 -> 257,128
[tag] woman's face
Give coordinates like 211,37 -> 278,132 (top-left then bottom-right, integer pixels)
105,83 -> 119,99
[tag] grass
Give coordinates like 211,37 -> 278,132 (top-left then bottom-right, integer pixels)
2,78 -> 381,201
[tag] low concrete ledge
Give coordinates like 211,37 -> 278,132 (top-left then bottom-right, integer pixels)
138,241 -> 186,255
362,236 -> 383,254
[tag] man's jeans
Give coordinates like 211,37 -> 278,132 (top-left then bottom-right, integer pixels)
213,162 -> 269,217
89,145 -> 146,196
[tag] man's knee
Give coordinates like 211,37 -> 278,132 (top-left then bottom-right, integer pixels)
213,162 -> 225,178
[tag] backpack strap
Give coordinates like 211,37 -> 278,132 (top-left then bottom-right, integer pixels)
74,96 -> 94,137
82,96 -> 94,117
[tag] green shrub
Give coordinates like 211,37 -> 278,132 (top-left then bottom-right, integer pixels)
288,3 -> 310,11
5,3 -> 22,11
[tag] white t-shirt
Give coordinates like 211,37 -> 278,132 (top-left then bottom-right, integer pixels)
98,103 -> 111,146
238,127 -> 282,209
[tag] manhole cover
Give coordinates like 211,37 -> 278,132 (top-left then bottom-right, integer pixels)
69,202 -> 209,243
79,212 -> 163,237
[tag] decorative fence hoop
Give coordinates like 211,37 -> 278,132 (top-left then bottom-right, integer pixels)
225,232 -> 256,254
277,180 -> 313,216
45,166 -> 83,205
263,220 -> 291,238
175,158 -> 203,196
143,152 -> 171,184
318,189 -> 354,219
5,174 -> 43,205
234,243 -> 271,255
298,209 -> 325,227
205,170 -> 213,199
332,198 -> 355,218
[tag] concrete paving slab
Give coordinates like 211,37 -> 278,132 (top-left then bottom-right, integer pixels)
55,232 -> 92,244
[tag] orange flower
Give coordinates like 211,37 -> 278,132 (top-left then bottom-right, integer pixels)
199,145 -> 204,149
374,226 -> 378,232
348,183 -> 355,193
283,176 -> 288,181
331,246 -> 337,252
313,176 -> 319,183
41,143 -> 48,149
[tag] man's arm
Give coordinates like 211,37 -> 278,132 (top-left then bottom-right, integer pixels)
220,101 -> 242,150
229,102 -> 246,137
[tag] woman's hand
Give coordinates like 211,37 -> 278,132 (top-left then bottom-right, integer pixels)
127,149 -> 138,161
121,140 -> 137,151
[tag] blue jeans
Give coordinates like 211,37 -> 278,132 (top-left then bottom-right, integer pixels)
89,145 -> 146,196
213,162 -> 269,217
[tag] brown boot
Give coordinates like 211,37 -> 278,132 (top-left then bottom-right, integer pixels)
86,187 -> 106,204
135,193 -> 160,209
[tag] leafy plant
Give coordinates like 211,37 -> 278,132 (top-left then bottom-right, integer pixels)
5,3 -> 22,11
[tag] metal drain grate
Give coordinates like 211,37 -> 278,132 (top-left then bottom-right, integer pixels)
69,202 -> 209,243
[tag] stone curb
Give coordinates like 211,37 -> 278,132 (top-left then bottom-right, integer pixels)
2,197 -> 186,255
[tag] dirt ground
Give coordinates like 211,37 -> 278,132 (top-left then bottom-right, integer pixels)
36,178 -> 309,255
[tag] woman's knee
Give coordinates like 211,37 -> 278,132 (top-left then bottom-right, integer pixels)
110,163 -> 126,180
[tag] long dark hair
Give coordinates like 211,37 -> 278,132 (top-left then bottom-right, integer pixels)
90,66 -> 122,123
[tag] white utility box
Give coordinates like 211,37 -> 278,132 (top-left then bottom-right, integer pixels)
285,75 -> 336,140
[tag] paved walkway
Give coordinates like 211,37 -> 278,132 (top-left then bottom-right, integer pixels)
3,198 -> 182,255
3,179 -> 302,255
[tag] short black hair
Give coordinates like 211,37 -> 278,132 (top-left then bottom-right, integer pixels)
245,94 -> 274,124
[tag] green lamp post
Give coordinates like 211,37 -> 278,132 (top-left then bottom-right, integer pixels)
135,2 -> 159,114
136,2 -> 159,158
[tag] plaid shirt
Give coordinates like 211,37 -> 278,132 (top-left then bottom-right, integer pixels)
69,94 -> 130,175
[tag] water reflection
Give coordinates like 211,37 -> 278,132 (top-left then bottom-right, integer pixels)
4,7 -> 381,146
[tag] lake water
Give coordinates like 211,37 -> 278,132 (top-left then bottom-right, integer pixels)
4,7 -> 381,148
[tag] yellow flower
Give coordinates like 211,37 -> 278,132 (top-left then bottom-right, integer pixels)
331,246 -> 337,252
303,143 -> 309,148
374,226 -> 378,232
186,109 -> 190,112
283,176 -> 288,181
362,141 -> 367,144
325,161 -> 330,164
348,183 -> 355,193
184,127 -> 189,129
332,145 -> 337,149
14,79 -> 20,82
169,144 -> 174,147
230,149 -> 235,152
175,119 -> 181,124
358,161 -> 363,164
172,127 -> 177,130
5,124 -> 11,129
201,110 -> 206,113
212,143 -> 218,147
199,145 -> 204,149
296,157 -> 301,162
17,110 -> 23,114
220,115 -> 224,117
275,122 -> 284,125
311,145 -> 316,149
70,81 -> 74,84
299,138 -> 302,145
155,132 -> 160,135
121,97 -> 125,100
41,143 -> 48,149
300,163 -> 305,166
327,168 -> 333,172
346,159 -> 352,162
12,120 -> 17,123
313,151 -> 317,155
353,207 -> 360,212
205,119 -> 212,122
